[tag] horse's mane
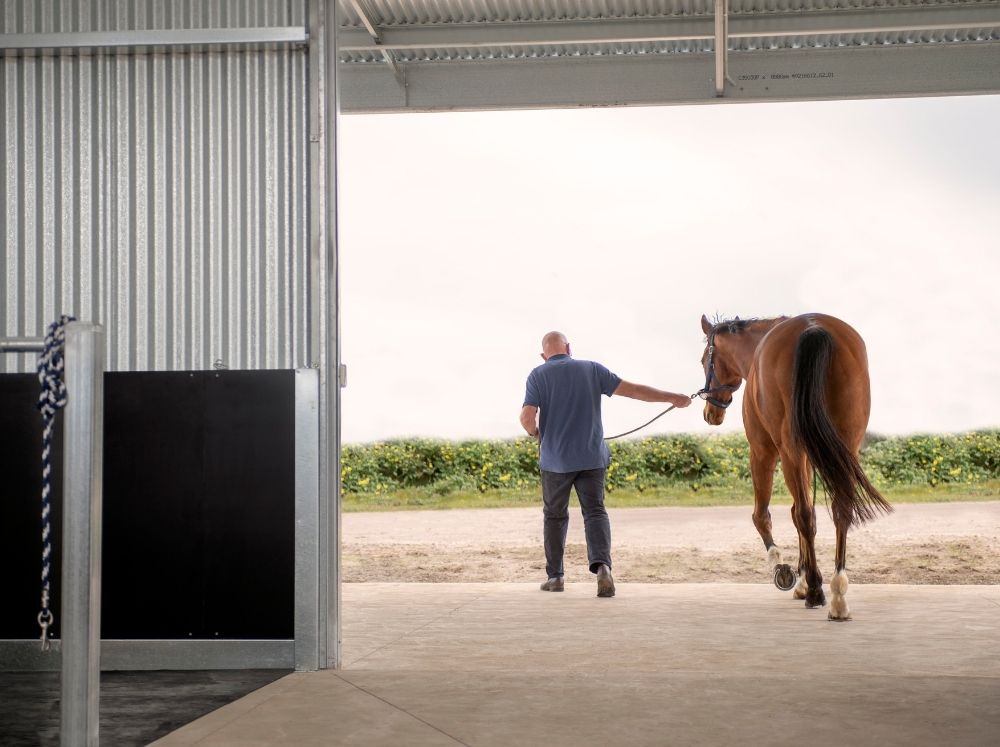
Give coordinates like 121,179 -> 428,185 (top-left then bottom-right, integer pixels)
707,316 -> 787,340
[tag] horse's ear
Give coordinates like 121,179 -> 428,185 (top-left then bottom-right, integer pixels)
700,315 -> 713,335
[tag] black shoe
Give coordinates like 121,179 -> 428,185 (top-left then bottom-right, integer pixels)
540,577 -> 565,592
596,565 -> 615,597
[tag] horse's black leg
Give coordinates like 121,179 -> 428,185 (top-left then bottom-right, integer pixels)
782,453 -> 825,608
791,465 -> 813,599
790,503 -> 809,599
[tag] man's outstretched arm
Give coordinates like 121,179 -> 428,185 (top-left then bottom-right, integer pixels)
520,405 -> 540,438
614,380 -> 691,407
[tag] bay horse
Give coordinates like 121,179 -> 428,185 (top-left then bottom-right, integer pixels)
698,313 -> 891,620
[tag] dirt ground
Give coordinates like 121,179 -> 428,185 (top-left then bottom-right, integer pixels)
343,501 -> 1000,584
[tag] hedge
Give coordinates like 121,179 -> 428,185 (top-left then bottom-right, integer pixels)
340,431 -> 1000,495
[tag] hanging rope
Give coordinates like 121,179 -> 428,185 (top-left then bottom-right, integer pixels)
35,315 -> 76,651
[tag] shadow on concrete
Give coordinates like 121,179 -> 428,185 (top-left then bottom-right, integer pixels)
0,669 -> 289,746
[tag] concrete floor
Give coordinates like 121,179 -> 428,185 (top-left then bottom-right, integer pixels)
0,670 -> 289,746
155,583 -> 1000,746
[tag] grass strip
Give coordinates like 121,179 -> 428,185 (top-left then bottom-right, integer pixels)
343,479 -> 1000,512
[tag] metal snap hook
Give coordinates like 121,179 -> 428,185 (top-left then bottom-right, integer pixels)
37,610 -> 54,651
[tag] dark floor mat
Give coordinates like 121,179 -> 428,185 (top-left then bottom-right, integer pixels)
0,669 -> 290,746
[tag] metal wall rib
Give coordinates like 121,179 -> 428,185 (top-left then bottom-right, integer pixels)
1,9 -> 309,372
0,0 -> 307,33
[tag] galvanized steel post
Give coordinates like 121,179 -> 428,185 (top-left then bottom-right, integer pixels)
308,0 -> 342,670
294,368 -> 321,672
59,323 -> 105,747
324,0 -> 343,672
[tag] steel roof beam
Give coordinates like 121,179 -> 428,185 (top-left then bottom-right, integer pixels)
337,6 -> 1000,52
340,42 -> 1000,112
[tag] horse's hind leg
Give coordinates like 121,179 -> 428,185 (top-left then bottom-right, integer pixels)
791,464 -> 812,600
782,453 -> 825,608
829,520 -> 852,621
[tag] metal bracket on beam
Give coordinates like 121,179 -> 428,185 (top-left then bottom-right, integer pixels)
349,0 -> 406,89
715,0 -> 729,97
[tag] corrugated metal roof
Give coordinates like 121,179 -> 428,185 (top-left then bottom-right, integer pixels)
339,0 -> 996,26
337,0 -> 1000,63
340,0 -> 714,26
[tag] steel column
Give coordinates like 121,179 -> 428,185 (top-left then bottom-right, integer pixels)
324,0 -> 343,672
294,368 -> 321,671
307,0 -> 342,671
59,322 -> 105,747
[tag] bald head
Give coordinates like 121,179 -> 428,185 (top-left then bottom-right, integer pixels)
541,331 -> 570,360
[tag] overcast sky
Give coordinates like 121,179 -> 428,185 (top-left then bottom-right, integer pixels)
338,95 -> 1000,444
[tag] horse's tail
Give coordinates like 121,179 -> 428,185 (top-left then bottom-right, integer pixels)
791,326 -> 892,528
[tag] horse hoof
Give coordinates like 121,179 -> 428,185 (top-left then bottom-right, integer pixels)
805,589 -> 827,608
828,613 -> 852,622
773,564 -> 797,591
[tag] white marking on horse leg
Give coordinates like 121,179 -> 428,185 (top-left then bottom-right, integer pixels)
767,546 -> 782,571
828,569 -> 851,621
792,571 -> 809,600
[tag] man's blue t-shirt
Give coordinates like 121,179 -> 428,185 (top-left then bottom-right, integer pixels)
523,354 -> 622,473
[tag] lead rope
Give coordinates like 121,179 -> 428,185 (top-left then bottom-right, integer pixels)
604,393 -> 699,441
35,315 -> 76,651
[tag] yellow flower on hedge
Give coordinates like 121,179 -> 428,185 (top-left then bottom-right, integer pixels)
358,477 -> 370,486
625,473 -> 638,482
500,473 -> 511,482
949,467 -> 962,477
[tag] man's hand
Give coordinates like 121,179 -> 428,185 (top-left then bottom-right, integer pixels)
670,394 -> 693,408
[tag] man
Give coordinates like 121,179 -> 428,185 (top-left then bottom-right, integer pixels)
520,331 -> 691,597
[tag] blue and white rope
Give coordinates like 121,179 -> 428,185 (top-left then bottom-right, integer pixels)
35,315 -> 75,650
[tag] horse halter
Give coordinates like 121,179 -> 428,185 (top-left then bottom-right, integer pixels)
697,332 -> 742,410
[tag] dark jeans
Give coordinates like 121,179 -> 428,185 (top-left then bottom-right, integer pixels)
541,468 -> 612,578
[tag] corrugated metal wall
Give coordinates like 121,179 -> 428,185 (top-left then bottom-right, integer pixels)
1,0 -> 311,372
1,0 -> 305,35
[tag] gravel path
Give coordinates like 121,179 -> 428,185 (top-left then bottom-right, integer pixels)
343,502 -> 1000,585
